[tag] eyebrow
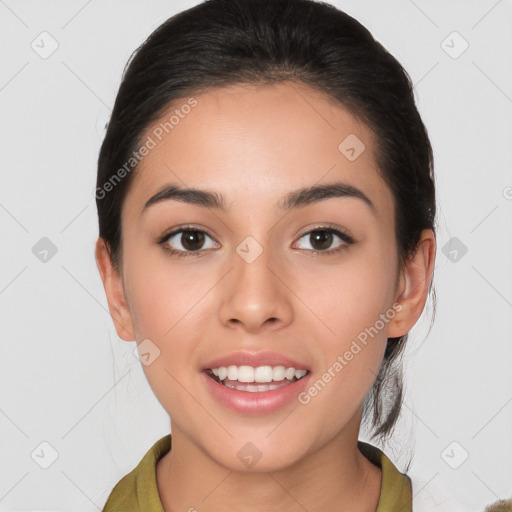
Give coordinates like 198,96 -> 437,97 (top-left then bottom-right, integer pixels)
141,181 -> 375,217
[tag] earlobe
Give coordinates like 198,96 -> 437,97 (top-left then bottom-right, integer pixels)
94,238 -> 136,341
387,229 -> 436,339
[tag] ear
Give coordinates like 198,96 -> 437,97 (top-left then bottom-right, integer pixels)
387,229 -> 436,338
95,237 -> 136,341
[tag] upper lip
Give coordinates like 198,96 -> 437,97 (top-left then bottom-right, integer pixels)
201,350 -> 310,371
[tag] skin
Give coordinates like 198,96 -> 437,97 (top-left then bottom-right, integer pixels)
95,80 -> 436,512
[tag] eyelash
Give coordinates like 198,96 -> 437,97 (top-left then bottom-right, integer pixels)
157,224 -> 355,259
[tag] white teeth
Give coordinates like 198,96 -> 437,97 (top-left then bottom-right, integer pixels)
285,367 -> 296,380
223,380 -> 289,392
254,366 -> 273,382
237,365 -> 255,382
227,365 -> 238,380
295,369 -> 307,379
207,365 -> 308,383
272,365 -> 286,381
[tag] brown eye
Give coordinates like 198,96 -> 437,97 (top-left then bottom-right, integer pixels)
309,230 -> 333,251
294,227 -> 354,254
180,230 -> 205,251
161,228 -> 218,256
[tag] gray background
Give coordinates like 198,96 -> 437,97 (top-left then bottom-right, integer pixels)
1,0 -> 511,510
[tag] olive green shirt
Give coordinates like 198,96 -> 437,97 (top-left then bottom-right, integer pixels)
102,434 -> 412,511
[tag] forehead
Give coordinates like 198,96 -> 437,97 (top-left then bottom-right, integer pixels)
122,81 -> 394,222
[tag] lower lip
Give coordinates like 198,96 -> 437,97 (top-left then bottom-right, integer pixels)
201,370 -> 311,415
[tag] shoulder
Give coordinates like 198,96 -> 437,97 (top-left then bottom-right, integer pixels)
358,440 -> 412,512
102,435 -> 171,512
364,447 -> 470,512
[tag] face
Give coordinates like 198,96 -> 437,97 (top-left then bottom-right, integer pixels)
101,81 -> 415,472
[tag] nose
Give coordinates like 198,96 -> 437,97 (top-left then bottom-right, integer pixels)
218,240 -> 293,333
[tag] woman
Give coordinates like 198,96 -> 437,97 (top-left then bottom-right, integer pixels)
95,0 -> 437,510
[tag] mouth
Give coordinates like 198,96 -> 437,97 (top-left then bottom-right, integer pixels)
203,365 -> 310,393
201,362 -> 312,415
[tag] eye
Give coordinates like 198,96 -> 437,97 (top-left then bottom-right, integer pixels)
158,226 -> 219,257
157,224 -> 354,258
293,226 -> 354,255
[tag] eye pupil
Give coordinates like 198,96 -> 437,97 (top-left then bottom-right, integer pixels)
182,230 -> 204,251
311,230 -> 332,251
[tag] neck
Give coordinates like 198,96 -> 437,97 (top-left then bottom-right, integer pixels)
156,412 -> 382,512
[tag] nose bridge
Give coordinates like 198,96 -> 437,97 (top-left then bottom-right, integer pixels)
218,232 -> 292,330
233,233 -> 278,295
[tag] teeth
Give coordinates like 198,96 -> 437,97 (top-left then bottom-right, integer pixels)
270,366 -> 285,381
227,365 -> 238,380
294,369 -> 306,379
223,381 -> 289,392
208,365 -> 308,383
285,367 -> 296,380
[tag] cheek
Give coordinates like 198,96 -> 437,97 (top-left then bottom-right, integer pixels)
123,242 -> 206,340
123,256 -> 208,416
295,271 -> 392,438
294,244 -> 397,344
121,244 -> 208,382
290,244 -> 396,412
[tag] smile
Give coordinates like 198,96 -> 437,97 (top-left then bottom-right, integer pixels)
202,366 -> 311,415
207,364 -> 308,389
